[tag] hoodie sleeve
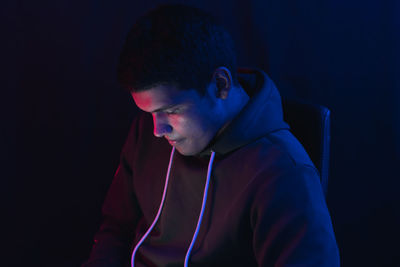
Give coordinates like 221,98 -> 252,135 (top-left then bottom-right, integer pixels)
82,117 -> 142,267
251,164 -> 340,267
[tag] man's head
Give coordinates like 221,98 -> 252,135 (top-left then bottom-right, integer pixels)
132,67 -> 245,155
117,4 -> 238,94
119,4 -> 247,155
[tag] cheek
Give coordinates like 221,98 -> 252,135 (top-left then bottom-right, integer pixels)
170,114 -> 204,136
169,116 -> 190,133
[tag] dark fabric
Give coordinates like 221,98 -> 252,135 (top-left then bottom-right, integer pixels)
83,69 -> 339,266
281,100 -> 331,195
3,2 -> 399,266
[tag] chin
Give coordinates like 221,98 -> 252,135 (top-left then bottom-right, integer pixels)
174,143 -> 204,156
175,146 -> 197,156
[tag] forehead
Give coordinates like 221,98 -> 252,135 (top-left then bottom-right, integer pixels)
131,85 -> 201,112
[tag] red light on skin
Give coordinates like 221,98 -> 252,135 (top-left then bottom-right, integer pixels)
167,138 -> 183,146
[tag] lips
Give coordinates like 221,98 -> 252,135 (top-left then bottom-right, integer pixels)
167,138 -> 182,145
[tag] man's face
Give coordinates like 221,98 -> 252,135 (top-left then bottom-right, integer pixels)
131,84 -> 224,156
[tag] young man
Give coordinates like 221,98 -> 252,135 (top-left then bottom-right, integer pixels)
83,4 -> 339,267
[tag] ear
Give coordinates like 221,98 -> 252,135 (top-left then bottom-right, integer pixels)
212,67 -> 233,100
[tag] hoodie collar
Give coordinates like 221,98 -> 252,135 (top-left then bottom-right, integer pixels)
198,68 -> 289,157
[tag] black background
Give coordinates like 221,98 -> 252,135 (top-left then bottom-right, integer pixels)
2,0 -> 399,266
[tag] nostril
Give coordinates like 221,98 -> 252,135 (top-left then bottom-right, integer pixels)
154,124 -> 172,138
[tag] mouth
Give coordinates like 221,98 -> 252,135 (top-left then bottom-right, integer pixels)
167,138 -> 183,145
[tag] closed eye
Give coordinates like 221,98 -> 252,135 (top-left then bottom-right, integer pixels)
165,108 -> 180,115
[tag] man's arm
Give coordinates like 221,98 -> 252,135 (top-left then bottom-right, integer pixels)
252,165 -> 340,266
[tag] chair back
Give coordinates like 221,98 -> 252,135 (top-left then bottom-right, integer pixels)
282,99 -> 331,196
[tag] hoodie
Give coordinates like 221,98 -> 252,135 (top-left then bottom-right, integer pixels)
83,68 -> 340,267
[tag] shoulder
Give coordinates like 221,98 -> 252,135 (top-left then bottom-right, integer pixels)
231,128 -> 318,179
231,132 -> 325,210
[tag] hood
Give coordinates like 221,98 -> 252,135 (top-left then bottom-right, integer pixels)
199,68 -> 289,157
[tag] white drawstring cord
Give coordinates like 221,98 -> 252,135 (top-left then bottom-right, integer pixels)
184,150 -> 216,267
131,146 -> 176,267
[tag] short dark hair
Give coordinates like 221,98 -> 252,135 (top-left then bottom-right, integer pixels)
117,4 -> 238,95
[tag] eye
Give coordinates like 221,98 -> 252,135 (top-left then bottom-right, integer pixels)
165,108 -> 180,115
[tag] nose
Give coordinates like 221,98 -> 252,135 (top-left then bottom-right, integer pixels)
152,113 -> 172,138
